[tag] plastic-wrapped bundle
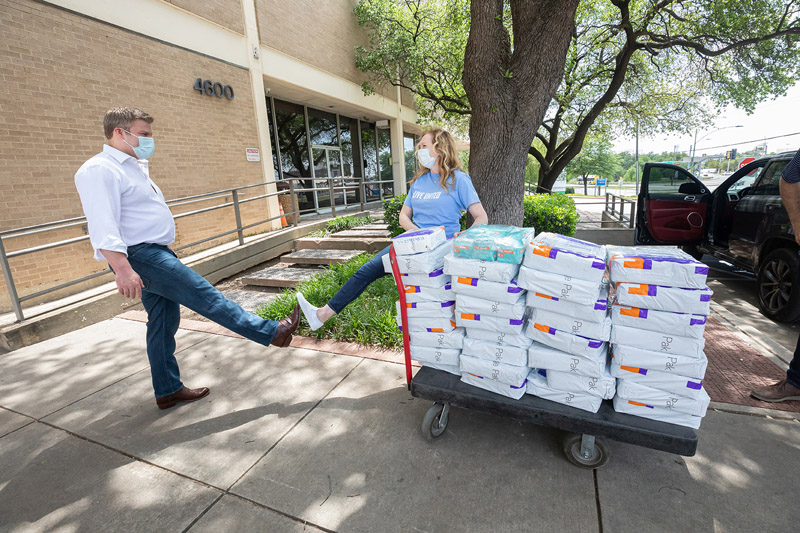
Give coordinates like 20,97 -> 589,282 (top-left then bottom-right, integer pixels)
615,283 -> 712,315
526,284 -> 610,324
397,316 -> 456,333
410,345 -> 461,367
607,246 -> 709,289
461,372 -> 527,400
392,226 -> 446,255
456,312 -> 525,335
610,356 -> 704,399
443,254 -> 520,283
386,240 -> 453,274
393,268 -> 451,288
518,266 -> 603,305
422,361 -> 461,376
525,322 -> 606,359
461,338 -> 529,366
529,307 -> 611,341
395,299 -> 455,318
402,283 -> 454,303
611,304 -> 706,339
453,225 -> 535,264
526,370 -> 603,413
612,343 -> 707,380
460,354 -> 530,386
610,324 -> 705,358
616,379 -> 710,417
452,276 -> 526,304
466,327 -> 532,349
544,366 -> 616,399
612,395 -> 701,429
527,341 -> 607,378
455,293 -> 526,321
523,233 -> 607,283
408,328 -> 466,350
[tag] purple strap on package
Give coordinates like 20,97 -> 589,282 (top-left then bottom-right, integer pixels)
594,299 -> 608,311
510,380 -> 527,390
508,281 -> 523,294
509,318 -> 524,326
690,317 -> 706,326
695,266 -> 709,275
700,294 -> 711,302
587,340 -> 604,349
537,369 -> 547,377
686,380 -> 703,390
393,228 -> 436,239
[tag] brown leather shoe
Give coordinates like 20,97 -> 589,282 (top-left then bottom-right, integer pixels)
271,304 -> 301,348
156,386 -> 210,410
750,380 -> 800,403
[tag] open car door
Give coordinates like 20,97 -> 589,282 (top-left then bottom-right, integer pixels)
636,163 -> 712,245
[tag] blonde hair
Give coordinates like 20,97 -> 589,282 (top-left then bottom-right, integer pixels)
409,127 -> 463,191
103,107 -> 153,139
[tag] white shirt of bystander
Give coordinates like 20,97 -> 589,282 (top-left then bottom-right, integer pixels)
75,144 -> 175,261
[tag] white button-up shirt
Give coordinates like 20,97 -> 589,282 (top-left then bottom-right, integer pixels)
74,145 -> 175,261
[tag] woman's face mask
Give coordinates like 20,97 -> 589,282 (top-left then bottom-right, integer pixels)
417,148 -> 437,169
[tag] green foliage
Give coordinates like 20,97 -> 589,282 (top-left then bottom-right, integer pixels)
257,254 -> 402,349
308,214 -> 373,237
566,135 -> 622,181
383,194 -> 407,237
523,194 -> 579,237
565,187 -> 575,195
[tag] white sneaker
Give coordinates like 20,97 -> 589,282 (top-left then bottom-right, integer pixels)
296,292 -> 325,331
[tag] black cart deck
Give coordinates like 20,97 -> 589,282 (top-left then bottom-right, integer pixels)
411,366 -> 698,457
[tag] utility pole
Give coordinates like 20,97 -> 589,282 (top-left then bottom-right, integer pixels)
635,118 -> 640,195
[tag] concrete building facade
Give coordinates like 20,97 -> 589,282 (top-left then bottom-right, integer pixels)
0,0 -> 420,314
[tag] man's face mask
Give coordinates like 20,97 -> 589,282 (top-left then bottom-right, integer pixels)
121,129 -> 155,160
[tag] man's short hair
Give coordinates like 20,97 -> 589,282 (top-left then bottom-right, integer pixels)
103,107 -> 154,139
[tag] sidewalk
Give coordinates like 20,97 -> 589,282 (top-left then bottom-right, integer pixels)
1,313 -> 798,532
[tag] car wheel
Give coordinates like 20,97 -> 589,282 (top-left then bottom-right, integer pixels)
757,248 -> 800,323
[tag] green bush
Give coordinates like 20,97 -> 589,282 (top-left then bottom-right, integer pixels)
308,214 -> 373,237
383,194 -> 407,237
523,193 -> 579,236
565,186 -> 575,195
257,253 -> 402,349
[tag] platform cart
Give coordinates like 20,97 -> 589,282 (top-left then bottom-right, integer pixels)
388,245 -> 698,469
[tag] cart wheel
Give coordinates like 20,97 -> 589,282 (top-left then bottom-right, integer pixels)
562,434 -> 609,469
421,403 -> 449,441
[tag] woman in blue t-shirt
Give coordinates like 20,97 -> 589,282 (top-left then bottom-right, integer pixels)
296,127 -> 488,330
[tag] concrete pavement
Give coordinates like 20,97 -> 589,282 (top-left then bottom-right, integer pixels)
1,316 -> 799,532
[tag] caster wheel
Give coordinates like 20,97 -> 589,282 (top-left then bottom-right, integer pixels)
563,434 -> 609,469
421,403 -> 449,441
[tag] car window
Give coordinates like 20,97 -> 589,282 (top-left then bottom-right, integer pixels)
647,166 -> 697,193
751,160 -> 790,195
728,164 -> 765,192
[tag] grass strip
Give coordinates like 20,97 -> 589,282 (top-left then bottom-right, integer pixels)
307,214 -> 373,237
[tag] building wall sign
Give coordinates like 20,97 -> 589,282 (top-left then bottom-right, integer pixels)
193,78 -> 234,100
245,148 -> 260,161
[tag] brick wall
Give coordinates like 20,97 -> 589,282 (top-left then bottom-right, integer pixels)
0,0 -> 269,312
164,0 -> 245,34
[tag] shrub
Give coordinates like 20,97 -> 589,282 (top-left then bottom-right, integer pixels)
383,194 -> 407,237
565,186 -> 575,195
257,253 -> 402,349
523,193 -> 579,236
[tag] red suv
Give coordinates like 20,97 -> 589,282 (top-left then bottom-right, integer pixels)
636,153 -> 799,322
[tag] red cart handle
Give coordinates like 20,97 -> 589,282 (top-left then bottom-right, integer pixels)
389,244 -> 413,390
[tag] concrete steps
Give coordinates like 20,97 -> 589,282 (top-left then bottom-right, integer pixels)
295,237 -> 391,252
329,229 -> 390,239
241,266 -> 322,288
280,249 -> 363,266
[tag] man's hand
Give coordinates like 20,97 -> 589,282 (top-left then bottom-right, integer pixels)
102,249 -> 144,299
115,269 -> 145,299
780,178 -> 800,246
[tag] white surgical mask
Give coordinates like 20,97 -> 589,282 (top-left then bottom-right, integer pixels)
417,148 -> 437,169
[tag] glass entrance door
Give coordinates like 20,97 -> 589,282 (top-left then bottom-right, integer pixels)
312,146 -> 345,210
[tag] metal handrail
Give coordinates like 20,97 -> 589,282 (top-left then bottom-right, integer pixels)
604,193 -> 637,228
0,175 -> 391,323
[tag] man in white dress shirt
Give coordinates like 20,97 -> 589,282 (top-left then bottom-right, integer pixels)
74,107 -> 300,410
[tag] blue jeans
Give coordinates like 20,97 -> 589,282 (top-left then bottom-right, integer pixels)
126,244 -> 279,397
327,245 -> 391,313
788,335 -> 800,388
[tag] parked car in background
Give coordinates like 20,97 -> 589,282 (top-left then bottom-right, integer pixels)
635,152 -> 800,322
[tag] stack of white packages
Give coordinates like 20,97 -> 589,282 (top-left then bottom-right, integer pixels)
388,227 -> 464,375
607,246 -> 712,429
444,226 -> 533,400
517,233 -> 614,413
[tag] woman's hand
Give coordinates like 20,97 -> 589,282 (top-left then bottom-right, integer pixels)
399,204 -> 418,232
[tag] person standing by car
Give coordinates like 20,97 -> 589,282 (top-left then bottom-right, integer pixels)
751,148 -> 800,402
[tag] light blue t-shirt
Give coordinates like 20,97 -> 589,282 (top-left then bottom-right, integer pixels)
403,169 -> 481,238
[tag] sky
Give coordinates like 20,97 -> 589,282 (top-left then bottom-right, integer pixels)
613,83 -> 800,156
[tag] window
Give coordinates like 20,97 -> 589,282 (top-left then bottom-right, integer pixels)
266,99 -> 280,180
404,133 -> 417,180
308,108 -> 338,146
273,99 -> 309,180
339,116 -> 357,177
378,127 -> 393,198
728,164 -> 765,193
647,166 -> 697,194
751,160 -> 790,196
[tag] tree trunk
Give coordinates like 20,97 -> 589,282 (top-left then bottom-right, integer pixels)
582,174 -> 588,196
463,0 -> 579,225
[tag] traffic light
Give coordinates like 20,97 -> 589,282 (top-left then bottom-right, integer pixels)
726,148 -> 738,160
731,148 -> 737,159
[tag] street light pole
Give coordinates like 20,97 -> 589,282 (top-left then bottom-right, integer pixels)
635,117 -> 639,195
690,124 -> 744,176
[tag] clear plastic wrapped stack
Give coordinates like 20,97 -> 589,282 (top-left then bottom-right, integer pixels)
387,230 -> 463,375
606,246 -> 712,429
517,233 -> 614,413
444,225 -> 534,399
